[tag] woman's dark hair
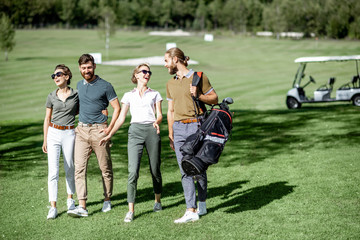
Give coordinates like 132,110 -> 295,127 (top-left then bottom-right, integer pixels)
54,64 -> 72,85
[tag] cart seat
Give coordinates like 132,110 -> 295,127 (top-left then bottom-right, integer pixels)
317,77 -> 335,91
352,75 -> 359,88
338,75 -> 359,90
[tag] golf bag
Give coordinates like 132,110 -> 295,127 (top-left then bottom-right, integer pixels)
179,72 -> 234,176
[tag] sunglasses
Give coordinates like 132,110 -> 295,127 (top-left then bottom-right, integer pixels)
138,70 -> 152,76
51,72 -> 65,79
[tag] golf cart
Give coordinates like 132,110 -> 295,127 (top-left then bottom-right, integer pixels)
286,55 -> 360,109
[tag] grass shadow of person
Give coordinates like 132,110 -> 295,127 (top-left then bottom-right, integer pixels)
208,180 -> 250,199
86,181 -> 184,212
208,181 -> 296,214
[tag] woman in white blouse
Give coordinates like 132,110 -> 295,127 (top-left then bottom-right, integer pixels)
99,63 -> 163,222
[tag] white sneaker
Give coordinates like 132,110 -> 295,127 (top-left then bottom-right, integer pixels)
47,207 -> 57,220
174,211 -> 199,223
102,200 -> 111,212
197,201 -> 207,216
67,206 -> 88,218
153,202 -> 162,212
67,198 -> 76,211
124,211 -> 134,222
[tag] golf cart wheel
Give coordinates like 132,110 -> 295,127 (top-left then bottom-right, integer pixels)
286,97 -> 301,109
352,95 -> 360,106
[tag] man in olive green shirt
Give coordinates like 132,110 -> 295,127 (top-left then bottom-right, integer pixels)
165,47 -> 218,223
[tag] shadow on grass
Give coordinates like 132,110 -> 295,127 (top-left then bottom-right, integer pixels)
16,56 -> 52,61
85,179 -> 295,218
222,104 -> 360,166
208,181 -> 296,214
1,105 -> 359,177
86,180 -> 184,216
0,121 -> 47,177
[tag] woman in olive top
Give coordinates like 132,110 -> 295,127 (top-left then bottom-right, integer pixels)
99,63 -> 163,222
42,64 -> 78,219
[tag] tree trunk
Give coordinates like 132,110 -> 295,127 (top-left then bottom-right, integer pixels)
5,49 -> 8,61
105,15 -> 110,50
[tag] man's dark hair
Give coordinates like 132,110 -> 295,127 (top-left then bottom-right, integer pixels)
78,54 -> 95,66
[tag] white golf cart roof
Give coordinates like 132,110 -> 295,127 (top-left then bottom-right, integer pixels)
295,55 -> 360,63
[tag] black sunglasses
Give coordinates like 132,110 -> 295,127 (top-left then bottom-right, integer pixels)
138,70 -> 152,76
51,72 -> 65,79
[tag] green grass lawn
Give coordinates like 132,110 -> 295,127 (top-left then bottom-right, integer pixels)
0,30 -> 360,239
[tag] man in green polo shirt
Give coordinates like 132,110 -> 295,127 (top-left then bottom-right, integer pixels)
67,54 -> 121,217
165,47 -> 218,223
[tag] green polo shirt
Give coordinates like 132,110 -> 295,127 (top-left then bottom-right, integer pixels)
45,87 -> 79,126
77,75 -> 118,124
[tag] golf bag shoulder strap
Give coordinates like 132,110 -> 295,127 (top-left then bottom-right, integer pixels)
192,71 -> 203,87
192,72 -> 207,116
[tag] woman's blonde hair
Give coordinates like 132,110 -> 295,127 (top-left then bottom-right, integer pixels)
165,47 -> 190,67
131,63 -> 151,84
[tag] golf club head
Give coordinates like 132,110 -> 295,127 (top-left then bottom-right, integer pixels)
222,97 -> 234,105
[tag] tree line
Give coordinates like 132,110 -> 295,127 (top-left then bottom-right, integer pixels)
1,0 -> 360,39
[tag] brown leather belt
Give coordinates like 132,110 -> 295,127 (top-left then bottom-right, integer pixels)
49,122 -> 75,130
179,118 -> 199,124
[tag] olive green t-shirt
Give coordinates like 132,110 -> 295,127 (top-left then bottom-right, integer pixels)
166,70 -> 213,121
45,87 -> 79,126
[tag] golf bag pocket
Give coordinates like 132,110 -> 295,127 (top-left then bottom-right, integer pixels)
195,139 -> 224,165
180,129 -> 204,156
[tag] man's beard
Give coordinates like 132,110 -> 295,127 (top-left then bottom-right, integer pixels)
169,64 -> 178,75
82,72 -> 94,81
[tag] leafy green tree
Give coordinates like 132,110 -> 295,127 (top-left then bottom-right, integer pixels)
222,0 -> 248,33
349,17 -> 360,39
325,0 -> 350,39
150,0 -> 163,26
98,0 -> 117,51
158,0 -> 173,28
262,0 -> 286,38
172,0 -> 186,28
77,0 -> 99,26
1,0 -> 360,39
208,0 -> 223,30
170,0 -> 196,29
193,0 -> 207,31
0,14 -> 16,61
245,0 -> 263,32
348,0 -> 360,38
59,0 -> 77,28
116,0 -> 134,26
158,0 -> 174,29
135,0 -> 152,27
299,0 -> 324,37
348,0 -> 360,39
